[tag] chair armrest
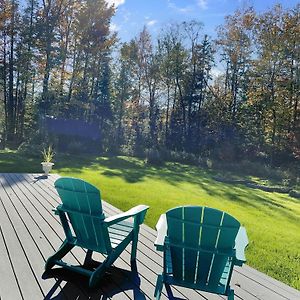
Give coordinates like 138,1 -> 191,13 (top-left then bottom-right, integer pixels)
234,226 -> 249,266
154,214 -> 167,251
104,205 -> 149,227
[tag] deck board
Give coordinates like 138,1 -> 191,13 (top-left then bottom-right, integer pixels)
0,177 -> 44,299
0,173 -> 299,300
0,221 -> 23,299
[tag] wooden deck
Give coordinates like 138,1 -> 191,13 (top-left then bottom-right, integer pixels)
0,173 -> 299,300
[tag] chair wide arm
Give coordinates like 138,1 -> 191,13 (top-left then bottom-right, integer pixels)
104,205 -> 149,227
154,214 -> 167,252
234,226 -> 249,266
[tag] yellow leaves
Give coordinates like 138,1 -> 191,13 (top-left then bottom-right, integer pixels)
242,12 -> 255,29
246,91 -> 261,105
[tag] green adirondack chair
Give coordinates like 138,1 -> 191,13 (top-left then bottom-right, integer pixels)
45,177 -> 149,288
154,206 -> 248,300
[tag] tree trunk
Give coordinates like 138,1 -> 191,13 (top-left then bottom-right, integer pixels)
7,0 -> 16,144
67,42 -> 78,103
59,16 -> 71,96
176,76 -> 186,140
165,83 -> 170,144
42,38 -> 51,113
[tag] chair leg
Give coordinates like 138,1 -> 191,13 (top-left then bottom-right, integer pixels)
89,262 -> 108,288
154,275 -> 164,300
130,231 -> 139,264
89,249 -> 121,287
89,250 -> 121,288
165,283 -> 174,299
45,240 -> 74,271
90,235 -> 137,287
131,259 -> 137,273
84,249 -> 93,266
228,289 -> 234,300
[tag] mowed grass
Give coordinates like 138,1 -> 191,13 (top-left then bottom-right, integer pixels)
1,150 -> 300,289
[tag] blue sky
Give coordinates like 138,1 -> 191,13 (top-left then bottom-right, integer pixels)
107,0 -> 299,42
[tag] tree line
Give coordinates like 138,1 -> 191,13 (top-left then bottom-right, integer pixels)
0,1 -> 299,165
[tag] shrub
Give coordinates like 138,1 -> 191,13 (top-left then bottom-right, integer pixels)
162,150 -> 199,165
213,159 -> 298,184
158,147 -> 170,161
120,142 -> 146,158
120,144 -> 134,157
67,140 -> 85,154
289,190 -> 300,199
145,148 -> 164,166
18,133 -> 48,157
134,145 -> 146,158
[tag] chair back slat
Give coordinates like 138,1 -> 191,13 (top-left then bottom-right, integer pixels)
166,207 -> 184,281
55,177 -> 111,253
166,206 -> 240,287
207,212 -> 239,288
199,207 -> 222,286
182,206 -> 203,283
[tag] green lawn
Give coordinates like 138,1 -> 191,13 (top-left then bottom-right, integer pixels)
1,150 -> 300,290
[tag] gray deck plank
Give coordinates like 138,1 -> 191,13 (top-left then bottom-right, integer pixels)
1,173 -> 300,300
3,173 -> 78,299
0,224 -> 23,300
232,267 -> 298,300
241,265 -> 300,298
0,177 -> 44,300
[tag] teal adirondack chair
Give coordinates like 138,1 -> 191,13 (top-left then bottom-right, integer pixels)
154,206 -> 248,299
45,177 -> 149,287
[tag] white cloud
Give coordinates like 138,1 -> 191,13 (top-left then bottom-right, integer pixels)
110,22 -> 120,32
147,19 -> 158,27
167,0 -> 193,14
106,0 -> 125,8
197,0 -> 208,10
178,6 -> 193,13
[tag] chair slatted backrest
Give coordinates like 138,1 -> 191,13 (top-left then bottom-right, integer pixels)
55,177 -> 111,254
166,206 -> 240,288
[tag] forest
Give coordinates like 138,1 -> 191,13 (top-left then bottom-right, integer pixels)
0,0 -> 299,167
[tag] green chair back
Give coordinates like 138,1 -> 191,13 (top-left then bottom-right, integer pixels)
55,177 -> 111,254
166,206 -> 240,288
